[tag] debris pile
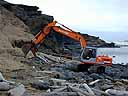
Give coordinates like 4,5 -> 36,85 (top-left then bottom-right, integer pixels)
24,53 -> 128,96
0,52 -> 128,96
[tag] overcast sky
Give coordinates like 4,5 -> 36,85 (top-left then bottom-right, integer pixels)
5,0 -> 128,41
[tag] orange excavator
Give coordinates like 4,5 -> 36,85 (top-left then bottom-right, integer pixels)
13,21 -> 112,73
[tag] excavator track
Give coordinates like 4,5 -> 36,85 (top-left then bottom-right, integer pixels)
77,64 -> 105,73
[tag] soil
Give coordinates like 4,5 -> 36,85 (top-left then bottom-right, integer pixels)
0,6 -> 34,81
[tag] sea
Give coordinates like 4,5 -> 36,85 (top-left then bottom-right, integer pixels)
97,47 -> 128,64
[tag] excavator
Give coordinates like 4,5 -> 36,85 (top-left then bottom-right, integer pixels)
12,21 -> 112,73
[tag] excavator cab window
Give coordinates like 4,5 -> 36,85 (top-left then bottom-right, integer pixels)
82,48 -> 96,60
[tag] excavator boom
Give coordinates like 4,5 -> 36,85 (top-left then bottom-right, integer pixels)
21,21 -> 57,57
32,21 -> 86,49
22,21 -> 87,57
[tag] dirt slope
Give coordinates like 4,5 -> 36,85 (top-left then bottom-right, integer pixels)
0,6 -> 34,75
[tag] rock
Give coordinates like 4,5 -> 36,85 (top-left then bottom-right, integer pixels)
62,63 -> 79,71
1,1 -> 53,33
22,91 -> 32,96
103,74 -> 113,80
100,84 -> 114,90
105,67 -> 122,79
8,84 -> 26,96
31,81 -> 49,90
105,64 -> 128,79
36,92 -> 83,96
62,71 -> 76,80
0,72 -> 5,81
120,70 -> 128,79
90,73 -> 104,80
106,89 -> 128,96
50,67 -> 64,73
49,78 -> 66,86
0,82 -> 10,91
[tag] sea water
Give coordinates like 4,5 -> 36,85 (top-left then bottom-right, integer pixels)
97,47 -> 128,64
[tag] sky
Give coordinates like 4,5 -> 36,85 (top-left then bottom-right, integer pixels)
5,0 -> 128,41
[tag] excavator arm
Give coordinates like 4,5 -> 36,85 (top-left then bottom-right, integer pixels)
21,21 -> 87,57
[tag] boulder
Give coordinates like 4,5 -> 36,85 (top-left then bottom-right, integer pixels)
0,82 -> 10,91
31,81 -> 49,90
8,84 -> 26,96
90,73 -> 104,80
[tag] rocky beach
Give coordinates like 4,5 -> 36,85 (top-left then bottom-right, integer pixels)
0,0 -> 127,96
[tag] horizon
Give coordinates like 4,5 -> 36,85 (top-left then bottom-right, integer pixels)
5,0 -> 128,41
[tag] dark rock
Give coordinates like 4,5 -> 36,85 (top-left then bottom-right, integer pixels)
100,84 -> 114,90
50,67 -> 64,73
61,63 -> 79,71
0,0 -> 54,34
105,64 -> 128,79
90,73 -> 104,80
61,71 -> 76,80
103,74 -> 113,80
120,71 -> 128,79
105,67 -> 122,79
31,81 -> 50,90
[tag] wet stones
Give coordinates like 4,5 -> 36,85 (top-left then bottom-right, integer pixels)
31,81 -> 50,90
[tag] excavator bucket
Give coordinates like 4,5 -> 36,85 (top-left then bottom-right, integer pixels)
11,40 -> 33,57
21,42 -> 32,57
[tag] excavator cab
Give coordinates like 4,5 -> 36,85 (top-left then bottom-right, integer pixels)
79,47 -> 112,73
80,47 -> 112,66
81,47 -> 96,61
